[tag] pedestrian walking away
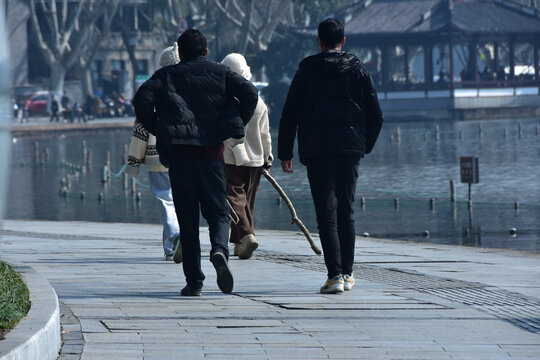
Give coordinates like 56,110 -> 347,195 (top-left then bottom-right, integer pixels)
125,44 -> 182,263
133,29 -> 259,296
221,53 -> 273,260
50,96 -> 60,122
278,18 -> 384,294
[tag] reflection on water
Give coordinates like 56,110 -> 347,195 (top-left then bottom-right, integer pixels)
7,118 -> 540,251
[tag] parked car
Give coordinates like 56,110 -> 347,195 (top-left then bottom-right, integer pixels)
25,90 -> 49,116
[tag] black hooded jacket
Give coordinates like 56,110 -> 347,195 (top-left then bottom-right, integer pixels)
278,51 -> 383,164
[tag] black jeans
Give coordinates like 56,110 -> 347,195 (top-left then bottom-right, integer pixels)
306,155 -> 361,279
168,155 -> 230,289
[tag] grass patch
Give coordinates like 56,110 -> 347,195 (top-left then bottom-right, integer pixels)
0,261 -> 31,339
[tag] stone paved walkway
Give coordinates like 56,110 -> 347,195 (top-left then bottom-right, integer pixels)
1,220 -> 539,359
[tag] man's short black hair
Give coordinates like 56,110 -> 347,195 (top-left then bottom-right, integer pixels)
177,29 -> 207,58
318,18 -> 344,48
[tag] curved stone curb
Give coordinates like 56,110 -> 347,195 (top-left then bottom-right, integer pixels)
0,264 -> 61,360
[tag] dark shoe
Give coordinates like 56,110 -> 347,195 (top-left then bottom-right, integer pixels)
210,252 -> 234,294
180,285 -> 202,297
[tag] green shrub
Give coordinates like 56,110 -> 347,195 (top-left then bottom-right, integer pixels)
0,261 -> 31,334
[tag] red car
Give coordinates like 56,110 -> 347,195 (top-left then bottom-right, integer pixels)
25,91 -> 49,116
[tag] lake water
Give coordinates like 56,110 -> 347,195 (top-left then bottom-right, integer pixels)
7,118 -> 540,251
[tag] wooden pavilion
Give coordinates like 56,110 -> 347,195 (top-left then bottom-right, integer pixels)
294,0 -> 540,120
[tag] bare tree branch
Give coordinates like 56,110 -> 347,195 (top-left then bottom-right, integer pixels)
213,0 -> 243,26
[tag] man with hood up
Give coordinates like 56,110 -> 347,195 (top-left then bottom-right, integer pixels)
278,18 -> 383,294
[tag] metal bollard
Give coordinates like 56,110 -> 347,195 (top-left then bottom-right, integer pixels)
131,178 -> 137,194
80,191 -> 86,200
514,201 -> 519,211
136,192 -> 142,202
123,173 -> 129,190
34,142 -> 40,162
102,165 -> 109,183
429,198 -> 435,211
503,128 -> 507,138
518,123 -> 522,139
449,180 -> 456,202
435,126 -> 440,141
394,198 -> 399,209
98,192 -> 104,202
478,124 -> 483,139
123,144 -> 128,164
360,197 -> 366,208
396,127 -> 401,144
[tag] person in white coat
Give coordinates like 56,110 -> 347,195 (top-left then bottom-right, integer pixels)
221,53 -> 273,259
125,44 -> 181,262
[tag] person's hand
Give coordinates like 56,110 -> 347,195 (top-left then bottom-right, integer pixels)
281,159 -> 293,173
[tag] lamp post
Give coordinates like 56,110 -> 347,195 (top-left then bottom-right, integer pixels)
0,6 -> 11,225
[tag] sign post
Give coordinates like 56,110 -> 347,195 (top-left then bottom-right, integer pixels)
460,156 -> 479,206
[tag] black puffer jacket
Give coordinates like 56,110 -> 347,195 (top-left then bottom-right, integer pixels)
133,55 -> 258,161
278,51 -> 383,164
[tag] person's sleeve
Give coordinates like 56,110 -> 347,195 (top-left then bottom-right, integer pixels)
259,100 -> 273,168
133,74 -> 162,135
225,70 -> 258,125
125,118 -> 149,177
361,71 -> 384,154
277,69 -> 306,161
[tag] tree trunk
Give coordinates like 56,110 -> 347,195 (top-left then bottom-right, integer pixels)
80,64 -> 93,99
48,65 -> 66,113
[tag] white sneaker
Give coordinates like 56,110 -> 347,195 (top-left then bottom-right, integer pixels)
238,234 -> 258,259
320,275 -> 344,294
343,274 -> 355,291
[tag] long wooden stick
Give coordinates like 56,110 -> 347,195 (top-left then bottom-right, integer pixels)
262,169 -> 322,255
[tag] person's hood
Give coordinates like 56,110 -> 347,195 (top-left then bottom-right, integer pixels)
299,51 -> 360,75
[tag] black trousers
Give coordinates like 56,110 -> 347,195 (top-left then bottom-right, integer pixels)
168,155 -> 230,289
306,155 -> 361,279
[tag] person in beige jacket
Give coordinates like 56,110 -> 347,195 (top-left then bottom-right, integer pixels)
125,44 -> 181,262
221,53 -> 273,259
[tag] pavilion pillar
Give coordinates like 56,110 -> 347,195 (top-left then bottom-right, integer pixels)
381,46 -> 389,90
425,44 -> 433,89
404,46 -> 410,88
509,37 -> 515,79
469,39 -> 478,85
494,42 -> 499,73
449,38 -> 455,91
534,41 -> 539,81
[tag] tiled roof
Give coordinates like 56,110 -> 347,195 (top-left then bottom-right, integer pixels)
293,0 -> 540,36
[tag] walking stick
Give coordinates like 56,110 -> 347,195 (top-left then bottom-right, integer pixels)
262,169 -> 322,255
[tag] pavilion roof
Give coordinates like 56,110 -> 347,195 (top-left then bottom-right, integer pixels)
293,0 -> 540,37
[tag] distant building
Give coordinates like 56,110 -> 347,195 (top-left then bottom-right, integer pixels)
6,0 -> 165,102
294,0 -> 540,120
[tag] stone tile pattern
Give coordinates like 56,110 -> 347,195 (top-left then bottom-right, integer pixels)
1,221 -> 539,359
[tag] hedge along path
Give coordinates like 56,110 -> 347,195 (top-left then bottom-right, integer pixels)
0,261 -> 31,339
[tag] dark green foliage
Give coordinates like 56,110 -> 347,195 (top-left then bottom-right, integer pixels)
0,261 -> 31,333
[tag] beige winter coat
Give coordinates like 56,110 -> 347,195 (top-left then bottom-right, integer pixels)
224,96 -> 273,167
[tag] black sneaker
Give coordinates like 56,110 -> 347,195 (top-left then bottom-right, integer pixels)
180,285 -> 202,296
210,252 -> 234,294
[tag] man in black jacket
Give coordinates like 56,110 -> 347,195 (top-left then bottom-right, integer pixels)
134,29 -> 258,296
278,19 -> 383,294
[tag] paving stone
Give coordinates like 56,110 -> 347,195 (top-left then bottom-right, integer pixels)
2,220 -> 540,359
